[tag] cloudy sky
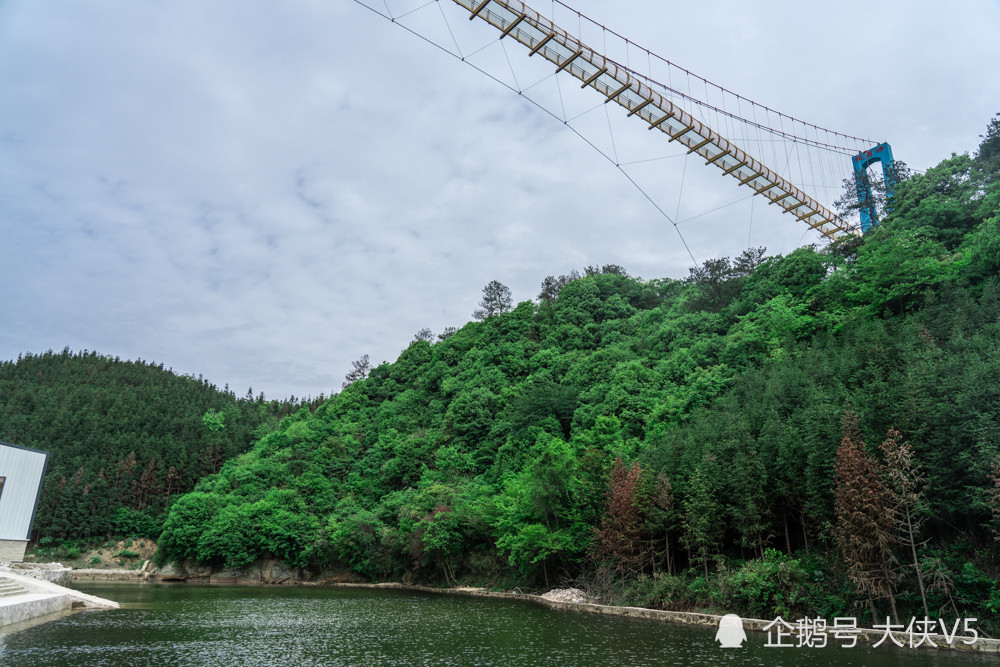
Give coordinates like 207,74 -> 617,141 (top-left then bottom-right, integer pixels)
2,0 -> 998,400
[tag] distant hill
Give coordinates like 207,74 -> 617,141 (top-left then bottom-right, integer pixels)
0,349 -> 297,540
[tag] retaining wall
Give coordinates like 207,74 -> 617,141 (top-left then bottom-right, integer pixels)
0,540 -> 27,563
0,593 -> 71,627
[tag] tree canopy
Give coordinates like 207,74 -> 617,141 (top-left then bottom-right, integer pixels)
0,349 -> 308,540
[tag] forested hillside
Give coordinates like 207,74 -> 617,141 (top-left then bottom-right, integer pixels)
143,117 -> 1000,626
0,349 -> 304,541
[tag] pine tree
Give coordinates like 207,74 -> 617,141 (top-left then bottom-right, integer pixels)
342,354 -> 371,389
537,271 -> 580,304
975,113 -> 1000,173
473,280 -> 512,320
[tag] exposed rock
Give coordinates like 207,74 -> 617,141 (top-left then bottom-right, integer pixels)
209,568 -> 245,584
236,559 -> 303,584
183,560 -> 214,580
261,559 -> 302,584
72,568 -> 146,582
541,588 -> 588,604
152,562 -> 188,581
151,558 -> 305,585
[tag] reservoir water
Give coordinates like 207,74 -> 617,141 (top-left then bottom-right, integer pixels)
0,583 -> 993,666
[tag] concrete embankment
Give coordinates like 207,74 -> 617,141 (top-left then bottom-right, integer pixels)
69,558 -> 306,586
71,567 -> 152,583
0,565 -> 118,631
328,583 -> 1000,656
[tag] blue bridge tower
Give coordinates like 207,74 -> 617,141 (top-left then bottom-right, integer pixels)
852,142 -> 896,233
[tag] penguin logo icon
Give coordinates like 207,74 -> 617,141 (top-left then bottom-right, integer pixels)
715,614 -> 747,648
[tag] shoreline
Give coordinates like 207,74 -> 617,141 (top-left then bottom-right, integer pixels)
68,568 -> 999,654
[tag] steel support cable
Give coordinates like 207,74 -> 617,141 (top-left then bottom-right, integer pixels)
674,193 -> 754,226
554,103 -> 701,266
603,103 -> 619,165
554,61 -> 568,121
719,71 -> 751,249
651,91 -> 865,156
812,125 -> 826,201
437,0 -> 465,58
519,70 -> 559,95
619,153 -> 686,167
674,152 -> 688,223
465,37 -> 503,61
454,0 -> 857,237
499,38 -> 521,90
626,61 -> 861,155
564,99 -> 606,125
791,224 -> 811,254
549,0 -> 874,150
354,0 -> 701,267
395,0 -> 438,22
806,128 -> 819,206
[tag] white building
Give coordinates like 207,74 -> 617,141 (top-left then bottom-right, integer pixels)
0,442 -> 49,562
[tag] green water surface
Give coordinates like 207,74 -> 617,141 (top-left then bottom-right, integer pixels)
0,584 -> 993,666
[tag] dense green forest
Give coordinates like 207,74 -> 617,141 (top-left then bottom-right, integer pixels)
0,349 -> 314,541
148,117 -> 1000,628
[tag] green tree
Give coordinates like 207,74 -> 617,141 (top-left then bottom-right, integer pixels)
836,227 -> 957,316
538,271 -> 580,304
681,459 -> 723,578
327,506 -> 385,580
420,504 -> 465,585
492,434 -> 589,585
342,354 -> 372,389
155,492 -> 216,564
834,160 -> 910,226
474,280 -> 513,320
974,112 -> 1000,173
642,472 -> 677,575
989,457 -> 1000,542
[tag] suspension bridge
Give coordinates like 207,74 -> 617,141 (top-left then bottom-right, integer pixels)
355,0 -> 894,250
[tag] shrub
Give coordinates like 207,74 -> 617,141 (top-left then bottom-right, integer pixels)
621,572 -> 697,611
719,549 -> 810,619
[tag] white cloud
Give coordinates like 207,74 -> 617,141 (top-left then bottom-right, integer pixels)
1,0 -> 997,398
